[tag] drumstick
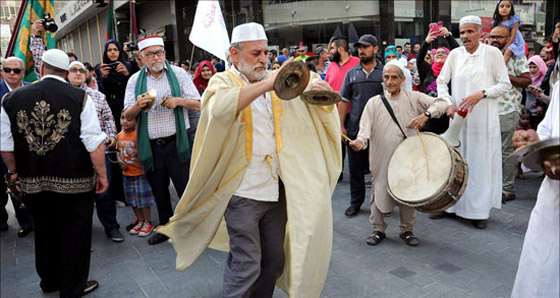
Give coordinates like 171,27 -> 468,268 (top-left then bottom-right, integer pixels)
341,134 -> 353,142
416,129 -> 431,180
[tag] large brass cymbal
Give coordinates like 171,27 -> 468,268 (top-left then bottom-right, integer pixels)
301,90 -> 342,106
274,61 -> 310,100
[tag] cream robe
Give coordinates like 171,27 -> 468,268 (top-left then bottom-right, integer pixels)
156,70 -> 341,297
511,81 -> 559,297
437,43 -> 512,219
356,89 -> 448,213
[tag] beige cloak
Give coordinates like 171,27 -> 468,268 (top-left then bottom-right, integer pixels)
157,70 -> 341,297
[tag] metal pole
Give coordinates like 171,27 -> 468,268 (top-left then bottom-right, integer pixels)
189,44 -> 196,71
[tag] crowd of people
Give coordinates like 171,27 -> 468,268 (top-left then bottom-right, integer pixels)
0,0 -> 559,296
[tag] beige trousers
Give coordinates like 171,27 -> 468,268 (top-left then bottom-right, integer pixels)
370,202 -> 417,233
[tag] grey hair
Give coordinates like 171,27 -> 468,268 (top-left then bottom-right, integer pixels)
227,42 -> 244,65
4,56 -> 25,69
383,64 -> 405,79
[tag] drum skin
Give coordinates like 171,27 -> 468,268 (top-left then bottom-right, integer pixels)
387,132 -> 469,213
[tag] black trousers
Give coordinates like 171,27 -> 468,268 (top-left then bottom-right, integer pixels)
0,160 -> 33,229
346,143 -> 369,208
145,137 -> 190,226
26,191 -> 94,298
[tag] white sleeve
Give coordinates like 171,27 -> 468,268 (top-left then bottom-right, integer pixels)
436,51 -> 454,105
80,95 -> 107,152
0,106 -> 13,151
487,48 -> 513,99
405,69 -> 413,91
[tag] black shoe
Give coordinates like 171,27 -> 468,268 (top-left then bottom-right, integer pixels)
17,227 -> 33,237
338,173 -> 343,182
344,205 -> 360,218
400,231 -> 420,246
148,232 -> 169,245
471,220 -> 487,229
502,192 -> 516,204
40,281 -> 58,293
366,231 -> 386,246
107,230 -> 125,242
80,280 -> 99,296
0,222 -> 8,232
125,219 -> 139,231
429,211 -> 446,219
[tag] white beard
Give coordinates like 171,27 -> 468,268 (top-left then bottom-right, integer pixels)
238,56 -> 268,82
150,62 -> 164,73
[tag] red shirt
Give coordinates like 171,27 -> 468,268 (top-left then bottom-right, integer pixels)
325,56 -> 360,92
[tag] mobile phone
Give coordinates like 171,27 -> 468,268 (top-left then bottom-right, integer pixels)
105,62 -> 118,69
429,23 -> 439,36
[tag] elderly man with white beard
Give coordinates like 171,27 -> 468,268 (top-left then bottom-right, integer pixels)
123,36 -> 201,245
156,23 -> 341,297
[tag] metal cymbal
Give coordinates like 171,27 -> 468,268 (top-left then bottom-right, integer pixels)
274,61 -> 310,100
506,137 -> 560,171
301,90 -> 342,106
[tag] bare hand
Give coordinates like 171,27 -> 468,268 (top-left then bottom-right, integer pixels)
136,94 -> 155,109
459,91 -> 484,111
340,126 -> 348,143
31,20 -> 44,36
349,139 -> 365,152
116,62 -> 129,76
100,64 -> 111,78
118,160 -> 128,170
106,137 -> 116,149
161,97 -> 182,109
446,105 -> 457,119
512,129 -> 539,150
95,175 -> 109,194
439,27 -> 450,38
408,114 -> 429,130
309,80 -> 333,92
543,159 -> 560,180
425,30 -> 436,44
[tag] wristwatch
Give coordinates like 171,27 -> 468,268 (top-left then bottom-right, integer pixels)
424,111 -> 431,119
482,90 -> 488,98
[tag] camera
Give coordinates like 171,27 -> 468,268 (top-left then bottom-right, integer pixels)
41,12 -> 58,33
124,42 -> 138,52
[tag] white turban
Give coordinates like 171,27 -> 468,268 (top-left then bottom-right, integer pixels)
231,22 -> 268,44
42,49 -> 69,70
138,36 -> 164,51
69,60 -> 85,70
383,60 -> 408,86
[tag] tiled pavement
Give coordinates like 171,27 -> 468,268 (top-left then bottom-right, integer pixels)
1,170 -> 543,297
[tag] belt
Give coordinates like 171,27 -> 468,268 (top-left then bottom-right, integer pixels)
150,134 -> 176,146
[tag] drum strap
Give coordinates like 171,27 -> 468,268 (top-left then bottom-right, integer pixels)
380,93 -> 407,139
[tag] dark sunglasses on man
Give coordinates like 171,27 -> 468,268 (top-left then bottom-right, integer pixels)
3,67 -> 23,74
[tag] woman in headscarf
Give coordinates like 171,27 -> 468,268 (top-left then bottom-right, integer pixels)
95,39 -> 131,131
525,55 -> 550,128
416,25 -> 459,134
407,58 -> 421,91
192,60 -> 216,96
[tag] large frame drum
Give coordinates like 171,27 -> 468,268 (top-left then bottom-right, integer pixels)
387,132 -> 468,213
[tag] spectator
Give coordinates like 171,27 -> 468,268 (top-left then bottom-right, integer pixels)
268,49 -> 277,68
66,52 -> 78,62
407,59 -> 421,91
526,55 -> 549,128
211,56 -> 225,72
402,42 -> 411,60
271,61 -> 281,71
315,46 -> 330,80
180,60 -> 190,73
192,60 -> 216,95
281,47 -> 290,57
83,62 -> 99,90
294,46 -> 309,61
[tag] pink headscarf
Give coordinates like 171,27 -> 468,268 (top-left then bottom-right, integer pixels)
431,47 -> 450,77
528,55 -> 548,87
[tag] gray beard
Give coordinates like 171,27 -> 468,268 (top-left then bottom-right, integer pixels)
238,57 -> 268,82
150,62 -> 164,73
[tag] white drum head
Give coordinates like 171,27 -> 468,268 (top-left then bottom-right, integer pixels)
388,134 -> 452,203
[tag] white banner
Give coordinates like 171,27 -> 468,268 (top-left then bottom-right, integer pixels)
189,0 -> 230,62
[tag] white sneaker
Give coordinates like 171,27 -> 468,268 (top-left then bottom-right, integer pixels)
129,221 -> 144,235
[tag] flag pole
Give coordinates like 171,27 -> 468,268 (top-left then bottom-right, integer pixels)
5,0 -> 29,58
189,45 -> 196,71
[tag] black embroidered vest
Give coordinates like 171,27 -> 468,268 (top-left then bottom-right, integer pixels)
2,78 -> 95,194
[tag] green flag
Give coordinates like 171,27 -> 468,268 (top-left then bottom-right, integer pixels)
106,0 -> 115,40
12,0 -> 56,82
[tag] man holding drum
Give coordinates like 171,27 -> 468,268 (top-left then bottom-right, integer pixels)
349,60 -> 448,246
435,16 -> 511,229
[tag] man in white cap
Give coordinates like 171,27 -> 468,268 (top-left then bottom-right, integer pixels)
123,35 -> 201,245
349,60 -> 448,247
1,49 -> 107,296
434,15 -> 511,229
157,22 -> 341,297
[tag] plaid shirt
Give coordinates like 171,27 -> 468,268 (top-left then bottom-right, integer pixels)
124,64 -> 200,139
30,36 -> 45,78
81,83 -> 117,139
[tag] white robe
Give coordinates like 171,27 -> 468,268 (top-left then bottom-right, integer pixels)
511,81 -> 559,297
437,43 -> 512,219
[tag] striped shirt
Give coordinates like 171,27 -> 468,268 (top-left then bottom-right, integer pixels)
124,65 -> 200,139
80,83 -> 117,139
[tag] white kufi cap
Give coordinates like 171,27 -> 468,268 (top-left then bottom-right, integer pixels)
459,15 -> 482,27
42,49 -> 69,71
231,22 -> 268,44
138,36 -> 165,51
69,60 -> 85,69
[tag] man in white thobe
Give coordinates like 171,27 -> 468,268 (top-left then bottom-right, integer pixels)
511,78 -> 559,297
435,15 -> 511,229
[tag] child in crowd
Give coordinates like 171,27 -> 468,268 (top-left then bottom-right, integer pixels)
492,0 -> 526,64
116,113 -> 156,237
516,108 -> 532,180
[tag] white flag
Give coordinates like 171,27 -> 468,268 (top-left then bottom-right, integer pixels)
189,0 -> 230,62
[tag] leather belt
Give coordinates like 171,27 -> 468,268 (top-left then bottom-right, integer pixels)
150,134 -> 176,146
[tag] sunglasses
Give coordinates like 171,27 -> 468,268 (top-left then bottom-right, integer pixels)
3,67 -> 22,74
70,67 -> 87,74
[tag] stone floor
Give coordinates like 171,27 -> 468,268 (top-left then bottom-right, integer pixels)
1,169 -> 544,297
